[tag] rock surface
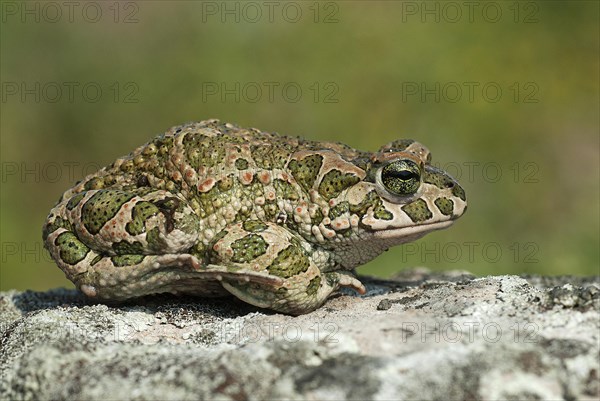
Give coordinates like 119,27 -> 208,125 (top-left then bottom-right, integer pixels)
1,269 -> 599,400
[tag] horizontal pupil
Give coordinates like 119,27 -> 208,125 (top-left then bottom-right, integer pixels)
388,170 -> 417,180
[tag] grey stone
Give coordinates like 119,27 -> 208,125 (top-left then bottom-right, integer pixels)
1,270 -> 599,400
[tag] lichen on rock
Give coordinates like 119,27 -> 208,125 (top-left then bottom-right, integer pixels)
1,271 -> 598,400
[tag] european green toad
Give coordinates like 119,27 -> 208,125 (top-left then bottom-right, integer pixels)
43,119 -> 467,314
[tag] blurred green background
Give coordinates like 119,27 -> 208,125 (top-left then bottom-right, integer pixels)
1,1 -> 598,292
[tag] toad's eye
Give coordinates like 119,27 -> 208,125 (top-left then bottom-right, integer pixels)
381,159 -> 421,196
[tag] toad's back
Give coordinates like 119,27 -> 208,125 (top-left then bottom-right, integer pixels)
61,120 -> 364,192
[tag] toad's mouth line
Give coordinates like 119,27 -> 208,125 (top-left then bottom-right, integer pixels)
372,220 -> 454,242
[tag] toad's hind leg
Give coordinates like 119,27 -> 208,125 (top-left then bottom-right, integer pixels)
207,221 -> 366,315
43,188 -> 211,299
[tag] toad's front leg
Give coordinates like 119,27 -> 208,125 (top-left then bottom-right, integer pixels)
208,221 -> 365,315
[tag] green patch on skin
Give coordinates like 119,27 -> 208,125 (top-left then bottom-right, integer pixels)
235,158 -> 249,170
112,254 -> 145,267
329,202 -> 349,220
132,187 -> 155,197
311,208 -> 324,225
146,227 -> 163,250
187,241 -> 206,259
318,169 -> 361,200
306,276 -> 321,297
83,177 -> 106,191
220,134 -> 246,145
197,186 -> 222,218
82,190 -> 135,235
452,184 -> 466,201
250,141 -> 295,170
142,143 -> 158,156
55,232 -> 89,265
271,142 -> 296,169
373,205 -> 394,220
243,220 -> 268,232
177,211 -> 202,236
90,254 -> 103,266
126,201 -> 160,235
103,175 -> 119,188
275,286 -> 288,296
324,272 -> 337,288
339,227 -> 353,237
348,191 -> 376,216
348,191 -> 393,221
250,145 -> 273,169
434,197 -> 454,216
288,154 -> 323,192
152,134 -> 174,153
273,179 -> 299,200
226,281 -> 284,303
211,229 -> 229,245
379,139 -> 415,153
230,234 -> 269,263
182,133 -> 226,169
352,157 -> 370,172
423,170 -> 455,190
42,216 -> 72,241
424,169 -> 465,201
66,192 -> 86,210
217,175 -> 234,191
267,244 -> 310,278
119,160 -> 135,174
112,240 -> 144,255
402,199 -> 433,222
233,207 -> 252,224
262,203 -> 279,221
